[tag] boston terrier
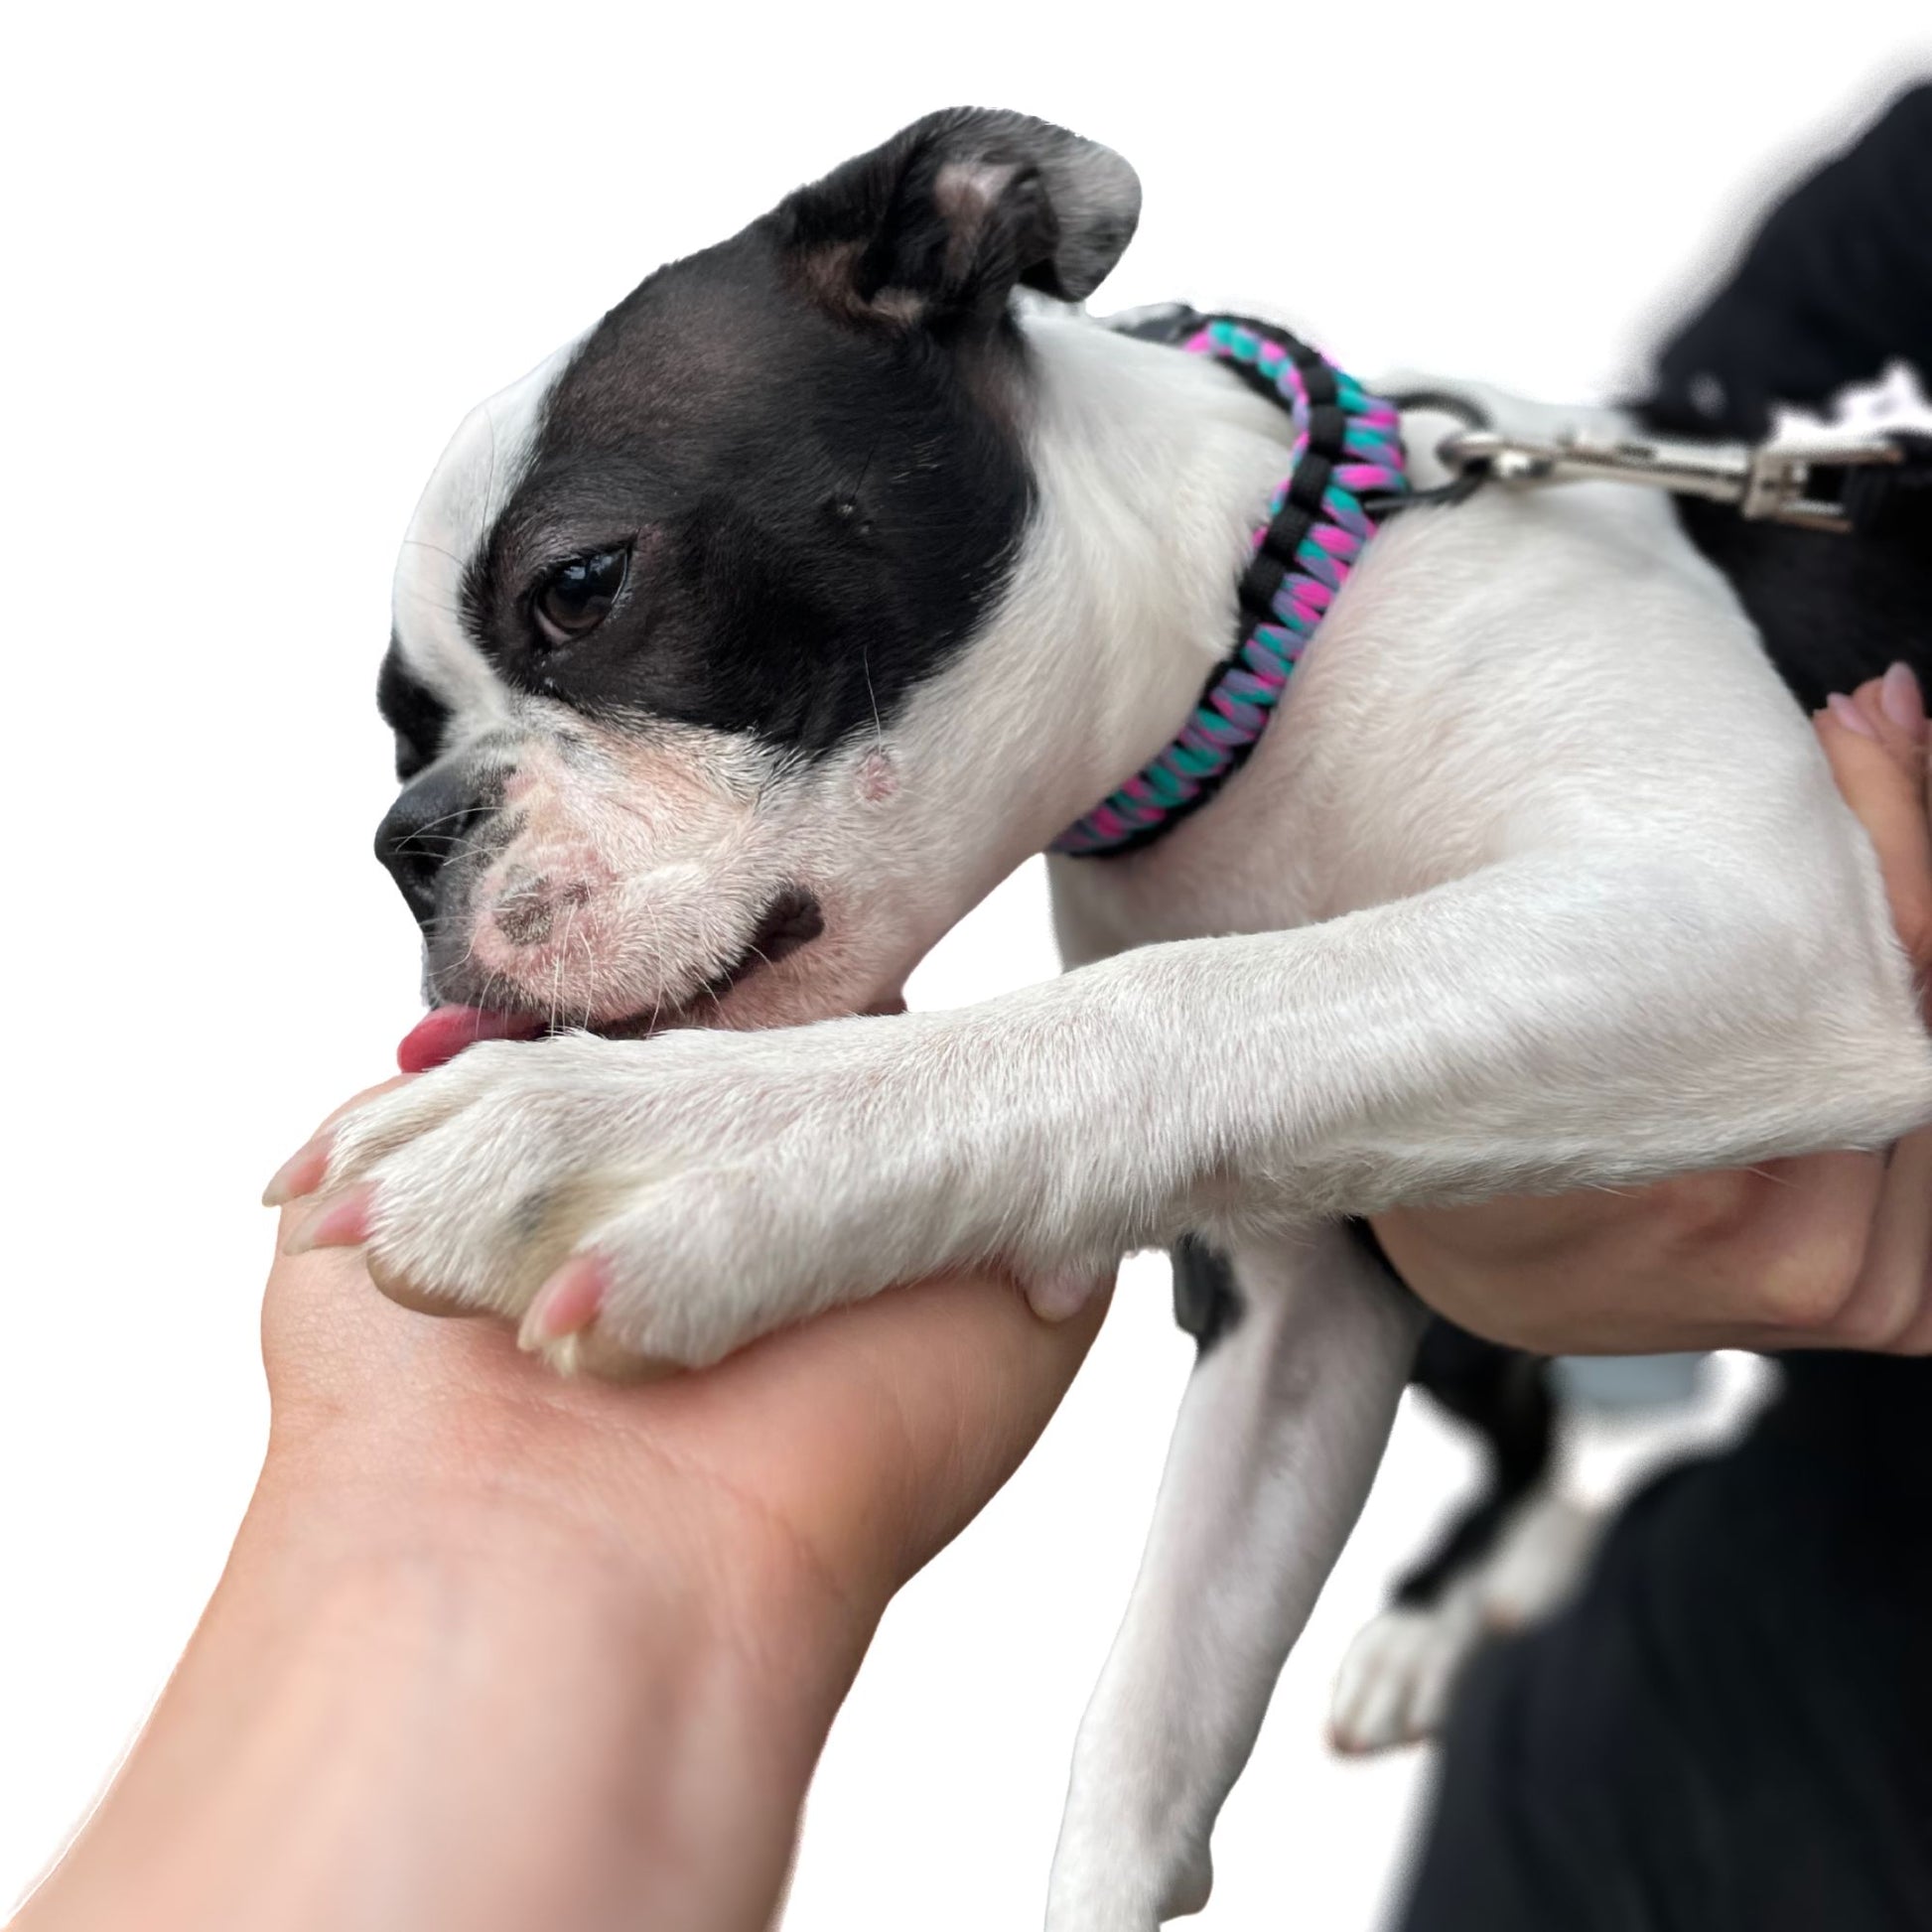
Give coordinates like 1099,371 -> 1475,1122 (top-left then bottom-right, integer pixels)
274,105 -> 1932,1929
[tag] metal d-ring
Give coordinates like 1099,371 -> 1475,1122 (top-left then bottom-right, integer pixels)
1368,390 -> 1496,517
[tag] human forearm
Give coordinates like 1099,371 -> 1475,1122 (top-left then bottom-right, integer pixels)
17,1453 -> 843,1932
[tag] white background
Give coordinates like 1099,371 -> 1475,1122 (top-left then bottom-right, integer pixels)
2,5 -> 1925,1925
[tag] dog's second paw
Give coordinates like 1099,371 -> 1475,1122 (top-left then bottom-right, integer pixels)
288,1022 -> 954,1372
1327,1596 -> 1483,1754
1328,1493 -> 1603,1754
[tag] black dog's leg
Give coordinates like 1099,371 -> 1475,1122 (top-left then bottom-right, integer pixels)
1396,1320 -> 1556,1609
1328,1318 -> 1569,1752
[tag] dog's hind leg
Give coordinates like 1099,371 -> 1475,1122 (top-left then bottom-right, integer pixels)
1329,1321 -> 1570,1754
1044,1225 -> 1424,1932
1393,1323 -> 1557,1609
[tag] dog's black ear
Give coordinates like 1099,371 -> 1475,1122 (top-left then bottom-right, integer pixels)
776,107 -> 1140,326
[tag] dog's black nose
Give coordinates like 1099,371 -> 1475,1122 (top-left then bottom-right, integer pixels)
374,766 -> 484,927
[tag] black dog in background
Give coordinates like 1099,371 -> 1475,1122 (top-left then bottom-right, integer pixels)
1392,82 -> 1932,1932
1399,1356 -> 1932,1931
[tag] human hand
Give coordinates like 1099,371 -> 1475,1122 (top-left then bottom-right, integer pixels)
1371,662 -> 1931,1356
18,1120 -> 1104,1932
262,1102 -> 1105,1637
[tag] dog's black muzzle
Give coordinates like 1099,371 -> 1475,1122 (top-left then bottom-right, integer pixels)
374,764 -> 488,929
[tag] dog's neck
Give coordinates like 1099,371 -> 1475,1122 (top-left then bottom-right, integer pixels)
832,314 -> 1310,973
989,313 -> 1305,850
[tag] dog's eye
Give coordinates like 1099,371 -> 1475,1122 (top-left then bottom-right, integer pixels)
532,548 -> 628,648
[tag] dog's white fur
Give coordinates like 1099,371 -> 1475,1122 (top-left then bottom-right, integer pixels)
394,338 -> 578,737
349,309 -> 1932,1927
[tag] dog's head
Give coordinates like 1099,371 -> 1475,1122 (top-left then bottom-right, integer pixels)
375,108 -> 1142,1037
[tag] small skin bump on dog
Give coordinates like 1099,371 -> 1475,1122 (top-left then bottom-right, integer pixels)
858,747 -> 898,804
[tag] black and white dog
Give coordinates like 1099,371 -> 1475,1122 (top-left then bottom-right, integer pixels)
310,102 -> 1930,1929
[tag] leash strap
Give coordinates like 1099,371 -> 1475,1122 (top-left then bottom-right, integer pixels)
1052,312 -> 1409,858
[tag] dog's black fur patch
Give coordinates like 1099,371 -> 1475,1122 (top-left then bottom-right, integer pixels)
454,109 -> 1138,759
1665,494 -> 1932,711
376,634 -> 453,781
1638,83 -> 1932,708
1171,1234 -> 1244,1353
466,241 -> 1035,756
1645,83 -> 1932,443
1394,1323 -> 1554,1609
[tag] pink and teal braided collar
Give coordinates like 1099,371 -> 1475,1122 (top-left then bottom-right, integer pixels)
1052,314 -> 1408,858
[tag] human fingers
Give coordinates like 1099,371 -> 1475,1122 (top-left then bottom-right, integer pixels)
1815,664 -> 1931,1003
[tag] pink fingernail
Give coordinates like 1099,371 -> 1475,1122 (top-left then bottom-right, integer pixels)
1880,662 -> 1926,739
262,1134 -> 334,1207
519,1253 -> 610,1350
1827,693 -> 1877,739
283,1183 -> 375,1256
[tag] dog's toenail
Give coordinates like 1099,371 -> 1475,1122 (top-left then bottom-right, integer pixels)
520,1253 -> 611,1351
283,1183 -> 375,1255
263,1133 -> 334,1206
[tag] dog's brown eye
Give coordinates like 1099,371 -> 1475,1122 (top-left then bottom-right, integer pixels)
532,548 -> 627,648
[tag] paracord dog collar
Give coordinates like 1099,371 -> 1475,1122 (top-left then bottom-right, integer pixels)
1051,309 -> 1410,860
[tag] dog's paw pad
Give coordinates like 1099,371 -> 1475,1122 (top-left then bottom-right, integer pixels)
1019,1262 -> 1116,1323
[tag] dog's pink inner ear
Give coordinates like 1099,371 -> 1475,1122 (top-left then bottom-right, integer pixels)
776,107 -> 1141,328
932,158 -> 1029,283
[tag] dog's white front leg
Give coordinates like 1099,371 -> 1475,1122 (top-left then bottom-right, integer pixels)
1045,1228 -> 1424,1932
1086,849 -> 1932,1224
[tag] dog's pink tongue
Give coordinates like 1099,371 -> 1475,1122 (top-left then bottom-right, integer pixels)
397,1006 -> 546,1073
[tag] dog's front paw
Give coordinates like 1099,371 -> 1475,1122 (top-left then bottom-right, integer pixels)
281,1019 -> 1056,1375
